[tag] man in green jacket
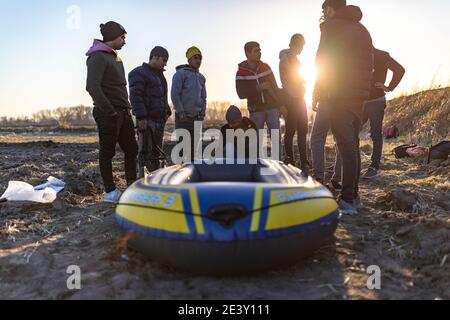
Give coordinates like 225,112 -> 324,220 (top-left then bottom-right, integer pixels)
86,21 -> 138,203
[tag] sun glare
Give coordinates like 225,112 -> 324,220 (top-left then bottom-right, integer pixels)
300,62 -> 317,109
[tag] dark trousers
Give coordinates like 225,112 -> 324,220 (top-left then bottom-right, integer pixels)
311,103 -> 332,183
362,98 -> 386,170
284,97 -> 308,169
93,107 -> 138,193
175,115 -> 202,162
138,120 -> 166,177
328,103 -> 363,203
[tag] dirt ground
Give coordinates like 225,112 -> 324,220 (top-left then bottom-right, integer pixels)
0,131 -> 449,300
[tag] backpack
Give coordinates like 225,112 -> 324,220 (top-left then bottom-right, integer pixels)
428,141 -> 450,161
384,125 -> 399,139
394,144 -> 417,159
406,146 -> 429,158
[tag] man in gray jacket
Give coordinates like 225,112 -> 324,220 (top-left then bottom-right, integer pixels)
171,46 -> 207,162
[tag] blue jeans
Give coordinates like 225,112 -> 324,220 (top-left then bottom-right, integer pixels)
328,103 -> 363,203
312,101 -> 362,202
311,104 -> 342,184
250,108 -> 281,158
250,108 -> 281,131
362,97 -> 387,170
331,97 -> 387,177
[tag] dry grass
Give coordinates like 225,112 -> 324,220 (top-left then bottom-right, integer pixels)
384,87 -> 450,144
2,86 -> 448,145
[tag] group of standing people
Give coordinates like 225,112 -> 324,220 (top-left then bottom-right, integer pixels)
86,21 -> 207,203
86,0 -> 405,216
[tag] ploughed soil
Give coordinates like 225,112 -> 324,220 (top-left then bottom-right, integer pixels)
0,132 -> 449,300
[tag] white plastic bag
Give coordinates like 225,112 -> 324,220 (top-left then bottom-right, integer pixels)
1,176 -> 65,203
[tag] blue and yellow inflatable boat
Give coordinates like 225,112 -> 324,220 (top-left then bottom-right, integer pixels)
115,159 -> 339,275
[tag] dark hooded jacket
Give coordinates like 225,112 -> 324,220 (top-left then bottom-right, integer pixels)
85,40 -> 130,116
220,117 -> 259,158
314,5 -> 374,106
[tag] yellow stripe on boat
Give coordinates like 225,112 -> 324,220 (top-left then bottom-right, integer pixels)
251,187 -> 263,232
265,189 -> 338,230
188,187 -> 205,235
116,186 -> 190,234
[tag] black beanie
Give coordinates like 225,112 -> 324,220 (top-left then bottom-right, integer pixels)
322,0 -> 346,10
150,46 -> 169,60
100,21 -> 126,42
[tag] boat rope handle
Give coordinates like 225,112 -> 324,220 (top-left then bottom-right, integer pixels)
113,196 -> 336,222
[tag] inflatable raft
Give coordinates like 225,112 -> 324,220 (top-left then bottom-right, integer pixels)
115,159 -> 339,275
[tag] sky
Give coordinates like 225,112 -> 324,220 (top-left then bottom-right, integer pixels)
0,0 -> 449,117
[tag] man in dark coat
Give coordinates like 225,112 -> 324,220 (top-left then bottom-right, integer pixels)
279,34 -> 309,173
361,48 -> 405,179
312,0 -> 374,215
128,46 -> 171,176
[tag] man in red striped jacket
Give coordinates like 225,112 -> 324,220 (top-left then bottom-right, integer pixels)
236,42 -> 285,158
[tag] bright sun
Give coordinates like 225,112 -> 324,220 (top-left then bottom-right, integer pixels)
299,63 -> 317,109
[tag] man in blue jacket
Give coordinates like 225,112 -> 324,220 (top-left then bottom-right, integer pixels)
129,46 -> 171,176
171,46 -> 207,162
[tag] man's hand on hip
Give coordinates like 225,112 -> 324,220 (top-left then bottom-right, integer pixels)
375,82 -> 390,92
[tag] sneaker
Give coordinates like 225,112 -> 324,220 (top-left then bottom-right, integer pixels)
362,167 -> 379,179
353,195 -> 365,210
103,188 -> 122,203
338,198 -> 358,215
